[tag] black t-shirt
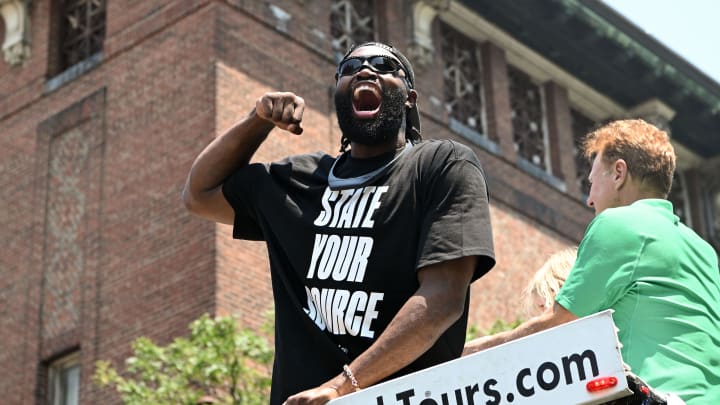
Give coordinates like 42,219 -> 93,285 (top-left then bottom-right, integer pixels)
222,139 -> 495,404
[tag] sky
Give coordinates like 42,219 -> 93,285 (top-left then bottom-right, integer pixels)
602,0 -> 720,83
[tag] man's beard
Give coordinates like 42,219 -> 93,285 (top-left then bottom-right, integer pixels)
335,87 -> 406,146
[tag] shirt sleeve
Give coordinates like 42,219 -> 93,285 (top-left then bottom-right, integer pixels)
556,213 -> 640,317
415,146 -> 495,281
221,163 -> 267,241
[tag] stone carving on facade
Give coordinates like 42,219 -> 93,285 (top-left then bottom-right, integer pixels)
43,128 -> 89,338
268,4 -> 291,33
627,98 -> 676,134
0,0 -> 31,66
422,0 -> 451,10
408,0 -> 450,72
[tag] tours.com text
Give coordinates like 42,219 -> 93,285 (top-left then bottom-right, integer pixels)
375,349 -> 600,405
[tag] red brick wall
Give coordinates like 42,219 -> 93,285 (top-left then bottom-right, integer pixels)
0,1 -> 594,403
1,2 -> 219,403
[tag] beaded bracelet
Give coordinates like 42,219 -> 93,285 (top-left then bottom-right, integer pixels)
342,364 -> 360,391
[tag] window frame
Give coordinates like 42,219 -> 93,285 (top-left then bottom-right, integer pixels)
46,0 -> 107,90
47,351 -> 81,405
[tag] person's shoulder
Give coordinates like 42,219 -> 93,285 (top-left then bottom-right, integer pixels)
415,138 -> 473,155
592,206 -> 632,226
414,139 -> 481,165
268,151 -> 335,177
588,204 -> 655,238
272,151 -> 332,166
602,200 -> 670,224
678,222 -> 717,259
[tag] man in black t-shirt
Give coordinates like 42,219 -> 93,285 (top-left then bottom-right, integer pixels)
183,42 -> 495,404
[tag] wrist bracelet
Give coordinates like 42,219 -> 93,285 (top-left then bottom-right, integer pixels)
342,364 -> 360,391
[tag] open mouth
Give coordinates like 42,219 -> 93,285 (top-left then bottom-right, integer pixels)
351,83 -> 382,119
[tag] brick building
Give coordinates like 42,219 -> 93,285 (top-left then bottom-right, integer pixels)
1,0 -> 718,403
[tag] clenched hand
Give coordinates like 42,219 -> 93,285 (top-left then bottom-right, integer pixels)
255,92 -> 306,135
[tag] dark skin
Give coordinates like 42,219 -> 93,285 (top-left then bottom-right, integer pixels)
182,45 -> 477,404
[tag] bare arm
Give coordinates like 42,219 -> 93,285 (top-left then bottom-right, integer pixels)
285,256 -> 477,403
462,302 -> 578,356
182,92 -> 305,225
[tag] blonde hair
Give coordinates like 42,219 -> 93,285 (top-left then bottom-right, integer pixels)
521,247 -> 577,316
583,119 -> 676,196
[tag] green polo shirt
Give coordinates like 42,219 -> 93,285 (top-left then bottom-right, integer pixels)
556,199 -> 720,404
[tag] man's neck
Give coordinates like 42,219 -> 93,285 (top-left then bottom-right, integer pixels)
619,179 -> 665,206
349,133 -> 407,159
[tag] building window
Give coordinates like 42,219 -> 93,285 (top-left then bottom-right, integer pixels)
330,0 -> 376,61
440,23 -> 489,140
508,65 -> 548,170
49,0 -> 107,76
668,170 -> 691,225
48,352 -> 80,405
570,109 -> 597,196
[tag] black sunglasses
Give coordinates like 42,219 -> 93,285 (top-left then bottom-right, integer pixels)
335,55 -> 406,80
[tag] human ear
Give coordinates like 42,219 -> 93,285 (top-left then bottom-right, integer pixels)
613,159 -> 628,189
405,89 -> 418,109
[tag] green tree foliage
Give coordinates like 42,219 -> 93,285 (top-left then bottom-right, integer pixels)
466,318 -> 523,341
484,318 -> 523,336
94,314 -> 273,405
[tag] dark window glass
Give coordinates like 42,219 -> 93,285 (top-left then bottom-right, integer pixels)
440,23 -> 488,139
570,109 -> 598,196
668,170 -> 690,224
330,0 -> 376,61
508,66 -> 546,169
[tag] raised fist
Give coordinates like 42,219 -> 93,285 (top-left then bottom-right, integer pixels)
255,92 -> 305,135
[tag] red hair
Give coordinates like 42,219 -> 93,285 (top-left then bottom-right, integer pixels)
583,119 -> 676,196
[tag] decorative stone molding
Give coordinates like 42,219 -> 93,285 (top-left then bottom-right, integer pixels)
268,4 -> 291,33
1,0 -> 31,66
627,98 -> 676,134
408,1 -> 449,71
424,0 -> 451,9
700,156 -> 720,189
406,40 -> 433,72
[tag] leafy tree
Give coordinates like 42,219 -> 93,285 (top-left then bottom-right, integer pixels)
466,318 -> 523,341
483,318 -> 523,336
94,314 -> 273,405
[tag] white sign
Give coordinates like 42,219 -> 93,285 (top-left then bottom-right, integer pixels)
330,310 -> 631,405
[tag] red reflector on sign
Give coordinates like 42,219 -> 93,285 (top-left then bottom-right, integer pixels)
586,376 -> 618,392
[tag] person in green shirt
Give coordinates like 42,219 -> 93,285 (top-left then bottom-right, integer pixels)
464,119 -> 720,404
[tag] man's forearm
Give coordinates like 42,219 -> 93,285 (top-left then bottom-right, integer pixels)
182,109 -> 275,225
463,303 -> 578,356
283,310 -> 449,405
359,298 -> 459,385
462,320 -> 540,356
327,258 -> 476,395
183,92 -> 305,224
184,109 -> 273,199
